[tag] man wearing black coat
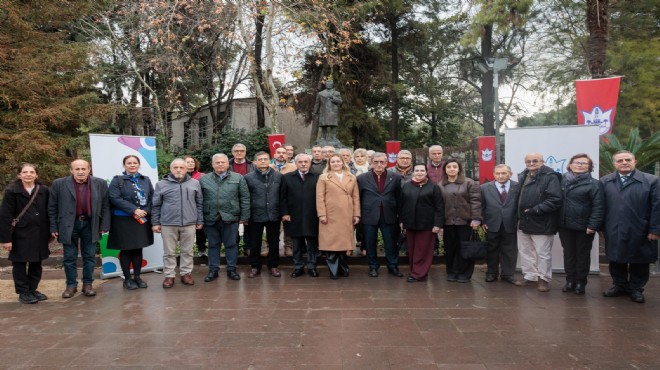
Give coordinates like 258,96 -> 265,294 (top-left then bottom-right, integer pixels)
244,151 -> 283,278
49,159 -> 110,298
601,150 -> 660,303
514,153 -> 562,292
357,152 -> 403,277
280,153 -> 320,277
481,164 -> 520,284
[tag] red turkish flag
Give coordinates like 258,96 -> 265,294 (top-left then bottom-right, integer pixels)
478,136 -> 496,184
385,141 -> 400,168
575,77 -> 622,136
268,134 -> 285,157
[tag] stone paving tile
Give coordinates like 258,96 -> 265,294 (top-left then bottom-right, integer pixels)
1,266 -> 659,369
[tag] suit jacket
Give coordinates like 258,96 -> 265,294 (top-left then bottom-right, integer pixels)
481,180 -> 520,233
280,171 -> 319,237
48,175 -> 110,244
357,170 -> 401,225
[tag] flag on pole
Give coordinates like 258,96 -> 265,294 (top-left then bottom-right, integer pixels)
268,134 -> 285,157
385,141 -> 400,168
575,76 -> 622,136
478,136 -> 496,184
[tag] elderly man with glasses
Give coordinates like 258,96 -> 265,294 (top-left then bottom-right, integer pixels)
387,150 -> 414,183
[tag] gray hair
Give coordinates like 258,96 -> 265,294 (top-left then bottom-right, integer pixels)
212,153 -> 229,162
295,153 -> 312,162
428,145 -> 443,153
339,148 -> 352,155
232,143 -> 246,151
372,152 -> 387,160
494,164 -> 512,172
354,148 -> 367,156
170,158 -> 186,167
397,150 -> 412,158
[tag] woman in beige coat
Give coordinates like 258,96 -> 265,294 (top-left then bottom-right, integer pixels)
317,154 -> 361,279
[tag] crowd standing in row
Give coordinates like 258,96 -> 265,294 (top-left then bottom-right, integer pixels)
0,144 -> 657,305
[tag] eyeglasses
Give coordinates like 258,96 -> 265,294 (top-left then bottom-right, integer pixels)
572,161 -> 589,166
525,159 -> 541,164
398,157 -> 412,160
372,160 -> 386,164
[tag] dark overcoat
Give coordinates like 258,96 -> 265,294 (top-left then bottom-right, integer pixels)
280,171 -> 319,237
48,175 -> 110,244
357,170 -> 401,226
0,182 -> 51,262
600,170 -> 660,263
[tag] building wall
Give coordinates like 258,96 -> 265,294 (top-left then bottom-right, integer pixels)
170,98 -> 312,152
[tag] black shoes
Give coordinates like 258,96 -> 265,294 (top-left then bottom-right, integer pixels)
562,281 -> 575,292
123,279 -> 139,290
227,271 -> 241,281
204,271 -> 219,282
32,291 -> 48,301
134,277 -> 148,289
368,268 -> 378,277
406,276 -> 418,283
501,276 -> 516,284
307,268 -> 319,277
290,269 -> 305,278
630,290 -> 645,303
574,283 -> 586,295
485,274 -> 497,282
603,286 -> 627,297
388,268 -> 403,277
19,292 -> 38,304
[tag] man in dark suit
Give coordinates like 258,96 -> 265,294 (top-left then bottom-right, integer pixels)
481,164 -> 520,284
49,159 -> 110,298
280,153 -> 320,277
357,152 -> 403,277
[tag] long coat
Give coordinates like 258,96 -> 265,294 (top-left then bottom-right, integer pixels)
481,180 -> 520,233
441,174 -> 482,226
0,182 -> 51,262
600,170 -> 660,263
48,175 -> 110,244
280,171 -> 319,237
316,171 -> 361,251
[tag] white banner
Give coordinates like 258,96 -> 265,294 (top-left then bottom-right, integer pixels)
505,125 -> 601,273
89,134 -> 164,278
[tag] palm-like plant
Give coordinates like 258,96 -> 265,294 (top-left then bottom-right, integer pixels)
600,128 -> 660,175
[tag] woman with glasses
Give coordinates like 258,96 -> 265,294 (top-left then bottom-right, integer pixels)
558,153 -> 604,295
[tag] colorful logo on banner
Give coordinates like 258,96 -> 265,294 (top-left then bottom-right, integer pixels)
268,134 -> 286,157
385,141 -> 401,168
478,136 -> 496,183
545,155 -> 566,173
118,136 -> 157,168
575,77 -> 622,136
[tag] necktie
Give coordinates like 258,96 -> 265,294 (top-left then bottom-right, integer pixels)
499,184 -> 507,203
301,172 -> 306,182
620,175 -> 629,185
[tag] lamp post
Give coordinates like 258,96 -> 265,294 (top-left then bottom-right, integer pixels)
475,57 -> 508,165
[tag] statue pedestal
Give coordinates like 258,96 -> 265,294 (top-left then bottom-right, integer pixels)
315,136 -> 344,148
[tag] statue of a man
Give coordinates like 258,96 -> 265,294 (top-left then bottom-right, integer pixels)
313,80 -> 342,141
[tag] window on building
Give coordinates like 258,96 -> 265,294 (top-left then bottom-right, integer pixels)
199,116 -> 208,143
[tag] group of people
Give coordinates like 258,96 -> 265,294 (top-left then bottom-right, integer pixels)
0,143 -> 657,305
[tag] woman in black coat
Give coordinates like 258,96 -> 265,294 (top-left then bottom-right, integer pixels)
399,164 -> 444,282
0,163 -> 51,304
107,155 -> 154,290
558,153 -> 604,295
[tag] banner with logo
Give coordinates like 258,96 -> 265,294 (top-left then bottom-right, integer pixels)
268,134 -> 286,157
575,76 -> 622,136
89,134 -> 164,279
505,125 -> 600,273
478,136 -> 496,183
385,141 -> 400,168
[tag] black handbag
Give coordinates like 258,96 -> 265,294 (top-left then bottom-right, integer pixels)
460,230 -> 488,260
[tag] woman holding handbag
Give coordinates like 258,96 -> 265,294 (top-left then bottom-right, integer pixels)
107,155 -> 154,290
441,159 -> 482,283
0,163 -> 51,304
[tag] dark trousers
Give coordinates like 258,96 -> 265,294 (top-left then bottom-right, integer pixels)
12,261 -> 43,294
325,251 -> 349,277
119,249 -> 144,279
444,225 -> 475,280
407,229 -> 436,280
246,221 -> 280,269
63,219 -> 95,287
558,228 -> 595,284
292,236 -> 318,270
363,220 -> 398,270
485,227 -> 517,278
205,221 -> 239,272
609,262 -> 650,293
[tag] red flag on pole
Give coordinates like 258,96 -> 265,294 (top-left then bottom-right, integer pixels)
385,141 -> 400,168
268,134 -> 285,157
575,76 -> 622,136
478,136 -> 496,184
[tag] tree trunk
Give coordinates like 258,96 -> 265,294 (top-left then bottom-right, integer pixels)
254,4 -> 266,129
389,16 -> 399,140
430,111 -> 438,144
480,24 -> 495,136
587,0 -> 609,78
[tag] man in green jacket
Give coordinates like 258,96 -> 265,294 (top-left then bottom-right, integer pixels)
199,153 -> 250,282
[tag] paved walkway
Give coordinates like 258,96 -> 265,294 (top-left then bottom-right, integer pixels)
0,265 -> 658,369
